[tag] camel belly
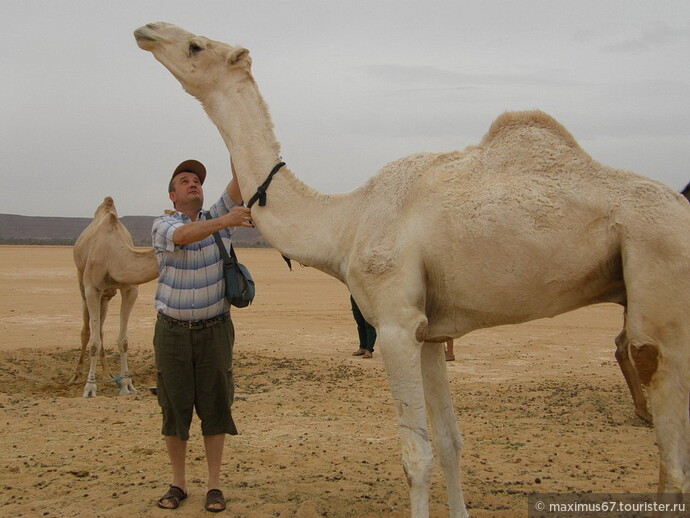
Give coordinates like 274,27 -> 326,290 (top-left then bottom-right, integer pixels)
421,211 -> 625,335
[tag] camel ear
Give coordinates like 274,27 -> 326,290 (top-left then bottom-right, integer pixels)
227,47 -> 250,66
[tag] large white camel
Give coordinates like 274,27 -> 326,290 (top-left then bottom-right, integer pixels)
70,197 -> 158,397
135,23 -> 690,517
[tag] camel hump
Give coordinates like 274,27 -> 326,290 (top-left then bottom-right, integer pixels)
480,110 -> 581,150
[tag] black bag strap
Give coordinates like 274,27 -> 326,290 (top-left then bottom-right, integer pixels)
206,211 -> 237,268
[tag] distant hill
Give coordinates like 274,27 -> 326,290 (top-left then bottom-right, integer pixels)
0,213 -> 269,247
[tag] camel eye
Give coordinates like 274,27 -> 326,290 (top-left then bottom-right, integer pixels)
189,42 -> 203,54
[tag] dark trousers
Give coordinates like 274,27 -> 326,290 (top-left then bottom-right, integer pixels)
350,296 -> 376,352
153,314 -> 238,441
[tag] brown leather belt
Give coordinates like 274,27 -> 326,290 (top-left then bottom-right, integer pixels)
157,312 -> 229,330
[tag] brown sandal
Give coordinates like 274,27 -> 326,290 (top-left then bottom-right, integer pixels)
157,485 -> 187,510
205,489 -> 226,513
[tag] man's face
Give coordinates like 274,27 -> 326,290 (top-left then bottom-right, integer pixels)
169,172 -> 204,208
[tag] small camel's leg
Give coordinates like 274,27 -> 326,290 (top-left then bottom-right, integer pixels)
69,282 -> 90,384
632,344 -> 690,497
97,290 -> 115,381
82,286 -> 104,398
615,328 -> 652,422
378,324 -> 434,518
421,341 -> 469,518
116,286 -> 138,395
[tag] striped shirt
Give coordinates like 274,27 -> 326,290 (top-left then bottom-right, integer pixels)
152,191 -> 237,321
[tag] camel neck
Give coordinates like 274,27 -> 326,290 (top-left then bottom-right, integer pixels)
201,80 -> 353,280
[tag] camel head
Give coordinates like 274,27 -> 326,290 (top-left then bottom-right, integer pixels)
134,22 -> 250,100
95,196 -> 117,217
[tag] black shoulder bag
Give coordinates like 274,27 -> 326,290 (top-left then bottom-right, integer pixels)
207,212 -> 255,308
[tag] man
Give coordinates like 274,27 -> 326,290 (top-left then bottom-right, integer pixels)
151,159 -> 252,512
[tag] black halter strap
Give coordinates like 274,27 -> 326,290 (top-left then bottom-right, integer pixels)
246,162 -> 286,208
244,161 -> 293,270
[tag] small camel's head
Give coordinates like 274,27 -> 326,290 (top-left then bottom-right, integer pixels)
95,196 -> 117,217
134,22 -> 250,100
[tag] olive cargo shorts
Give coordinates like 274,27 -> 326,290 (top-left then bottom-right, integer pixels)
153,314 -> 238,441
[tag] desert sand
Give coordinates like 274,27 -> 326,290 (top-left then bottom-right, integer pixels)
0,246 -> 660,517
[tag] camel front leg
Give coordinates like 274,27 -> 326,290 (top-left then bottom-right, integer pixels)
69,286 -> 90,384
98,290 -> 115,381
116,286 -> 138,395
421,342 -> 469,518
378,325 -> 434,518
82,286 -> 104,398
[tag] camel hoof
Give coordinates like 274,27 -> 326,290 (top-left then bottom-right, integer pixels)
118,379 -> 138,396
82,383 -> 97,398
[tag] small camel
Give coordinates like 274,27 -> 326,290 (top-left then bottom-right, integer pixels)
70,197 -> 158,397
135,23 -> 690,517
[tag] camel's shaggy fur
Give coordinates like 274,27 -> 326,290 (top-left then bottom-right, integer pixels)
70,197 -> 158,397
135,23 -> 690,517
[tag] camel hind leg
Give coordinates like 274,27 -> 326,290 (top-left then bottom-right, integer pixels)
635,345 -> 690,496
621,227 -> 690,496
615,326 -> 652,422
82,286 -> 115,397
69,279 -> 90,385
421,341 -> 469,518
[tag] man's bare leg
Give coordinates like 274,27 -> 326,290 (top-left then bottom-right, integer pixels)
159,435 -> 188,508
204,434 -> 226,510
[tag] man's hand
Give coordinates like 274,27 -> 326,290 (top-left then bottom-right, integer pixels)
173,206 -> 253,245
220,206 -> 253,228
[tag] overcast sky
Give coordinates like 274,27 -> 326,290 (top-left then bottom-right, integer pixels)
2,1 -> 689,217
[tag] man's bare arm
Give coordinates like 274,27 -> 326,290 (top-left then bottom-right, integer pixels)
227,161 -> 243,205
173,206 -> 252,245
